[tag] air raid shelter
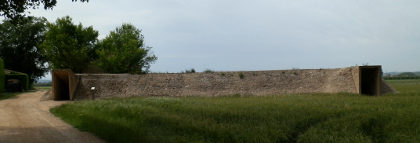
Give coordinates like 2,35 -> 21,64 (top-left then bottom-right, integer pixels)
52,66 -> 395,100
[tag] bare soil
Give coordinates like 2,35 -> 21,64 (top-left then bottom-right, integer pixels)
0,90 -> 104,143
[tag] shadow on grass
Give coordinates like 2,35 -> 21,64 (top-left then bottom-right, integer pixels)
0,92 -> 20,100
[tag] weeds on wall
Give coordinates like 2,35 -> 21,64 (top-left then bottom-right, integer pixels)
183,68 -> 196,73
239,73 -> 245,79
204,69 -> 215,73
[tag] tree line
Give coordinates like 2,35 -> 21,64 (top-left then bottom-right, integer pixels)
383,72 -> 420,80
0,16 -> 157,85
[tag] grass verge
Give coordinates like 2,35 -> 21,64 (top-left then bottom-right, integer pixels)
51,80 -> 420,143
0,92 -> 20,100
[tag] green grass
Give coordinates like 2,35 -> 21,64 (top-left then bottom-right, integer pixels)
0,92 -> 20,100
51,80 -> 420,143
386,79 -> 420,95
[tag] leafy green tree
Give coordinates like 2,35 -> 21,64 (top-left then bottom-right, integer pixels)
96,24 -> 157,73
0,16 -> 48,84
0,0 -> 88,19
40,16 -> 98,73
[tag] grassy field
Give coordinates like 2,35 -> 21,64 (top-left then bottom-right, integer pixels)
386,80 -> 420,95
51,80 -> 420,143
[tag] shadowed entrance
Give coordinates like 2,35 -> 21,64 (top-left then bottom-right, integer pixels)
360,66 -> 381,96
52,70 -> 79,100
52,70 -> 69,100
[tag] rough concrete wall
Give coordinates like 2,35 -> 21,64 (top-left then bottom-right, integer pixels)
352,67 -> 361,93
68,71 -> 78,100
72,67 -> 361,100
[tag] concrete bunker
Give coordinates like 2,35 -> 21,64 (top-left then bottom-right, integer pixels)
51,66 -> 394,100
359,66 -> 381,96
52,70 -> 77,100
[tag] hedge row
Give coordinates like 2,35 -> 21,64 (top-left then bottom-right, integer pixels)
0,58 -> 31,93
0,59 -> 4,92
384,76 -> 420,80
5,73 -> 29,91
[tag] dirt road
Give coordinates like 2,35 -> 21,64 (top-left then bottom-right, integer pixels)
0,90 -> 104,143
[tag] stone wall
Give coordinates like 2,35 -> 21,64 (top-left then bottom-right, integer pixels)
68,66 -> 387,100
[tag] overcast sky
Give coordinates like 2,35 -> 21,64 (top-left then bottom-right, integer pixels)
28,0 -> 420,79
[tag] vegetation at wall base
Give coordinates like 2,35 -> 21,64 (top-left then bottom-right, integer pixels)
51,80 -> 420,143
203,69 -> 214,73
0,92 -> 20,100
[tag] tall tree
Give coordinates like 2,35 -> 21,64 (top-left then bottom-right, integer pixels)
40,16 -> 98,73
96,24 -> 157,74
0,0 -> 88,19
0,16 -> 48,84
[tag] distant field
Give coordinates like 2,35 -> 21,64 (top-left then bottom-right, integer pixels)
35,86 -> 52,90
51,80 -> 420,143
386,79 -> 420,95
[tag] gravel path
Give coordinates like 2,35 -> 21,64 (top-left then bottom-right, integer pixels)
0,90 -> 104,143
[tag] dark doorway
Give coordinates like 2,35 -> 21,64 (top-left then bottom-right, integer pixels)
52,71 -> 70,100
360,66 -> 381,96
6,79 -> 23,92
